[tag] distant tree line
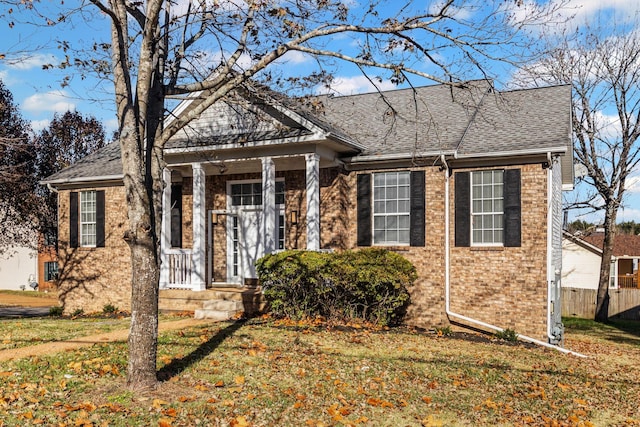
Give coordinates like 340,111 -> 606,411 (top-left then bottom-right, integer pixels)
0,79 -> 106,253
566,219 -> 640,236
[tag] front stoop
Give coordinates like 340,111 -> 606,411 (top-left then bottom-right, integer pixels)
194,299 -> 244,320
159,287 -> 266,320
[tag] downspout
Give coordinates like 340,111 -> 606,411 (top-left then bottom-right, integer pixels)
442,155 -> 586,357
546,152 -> 555,343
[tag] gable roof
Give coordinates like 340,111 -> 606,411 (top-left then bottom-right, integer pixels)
580,233 -> 640,258
42,80 -> 573,186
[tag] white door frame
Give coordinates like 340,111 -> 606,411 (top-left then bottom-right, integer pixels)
224,179 -> 285,285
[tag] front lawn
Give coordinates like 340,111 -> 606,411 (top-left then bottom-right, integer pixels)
0,317 -> 638,426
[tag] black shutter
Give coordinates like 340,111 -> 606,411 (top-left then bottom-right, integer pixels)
357,174 -> 372,246
455,172 -> 471,247
96,190 -> 106,248
504,169 -> 521,247
69,192 -> 79,248
410,170 -> 426,246
171,184 -> 183,248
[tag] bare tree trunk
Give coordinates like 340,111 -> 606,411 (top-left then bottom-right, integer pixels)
126,221 -> 159,390
595,207 -> 617,322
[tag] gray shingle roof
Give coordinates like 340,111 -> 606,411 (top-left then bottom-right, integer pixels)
42,141 -> 122,184
317,81 -> 492,157
42,81 -> 572,184
457,85 -> 571,156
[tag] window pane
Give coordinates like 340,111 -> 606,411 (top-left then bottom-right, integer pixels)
386,186 -> 397,200
373,216 -> 385,230
398,215 -> 410,228
385,200 -> 397,213
387,215 -> 398,229
398,173 -> 410,185
398,200 -> 410,213
398,230 -> 410,243
386,173 -> 397,186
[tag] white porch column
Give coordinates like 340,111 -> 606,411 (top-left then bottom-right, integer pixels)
262,157 -> 276,254
160,168 -> 172,289
306,153 -> 320,250
191,163 -> 206,291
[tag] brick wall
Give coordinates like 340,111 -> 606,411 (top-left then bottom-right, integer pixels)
449,164 -> 549,341
57,185 -> 131,314
56,162 -> 550,340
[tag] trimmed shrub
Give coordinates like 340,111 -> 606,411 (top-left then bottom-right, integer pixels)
256,248 -> 417,326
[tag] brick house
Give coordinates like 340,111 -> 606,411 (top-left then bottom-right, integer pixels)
42,80 -> 573,344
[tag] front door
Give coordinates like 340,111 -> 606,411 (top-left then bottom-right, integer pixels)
226,180 -> 285,284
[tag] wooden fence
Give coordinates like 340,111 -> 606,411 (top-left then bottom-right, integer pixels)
562,288 -> 640,320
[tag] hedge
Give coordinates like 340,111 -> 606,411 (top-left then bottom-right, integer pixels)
256,248 -> 417,326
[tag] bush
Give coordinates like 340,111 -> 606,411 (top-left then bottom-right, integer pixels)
102,303 -> 118,314
495,328 -> 519,342
256,248 -> 417,326
49,306 -> 63,317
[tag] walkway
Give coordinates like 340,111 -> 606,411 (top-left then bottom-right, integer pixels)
0,318 -> 210,362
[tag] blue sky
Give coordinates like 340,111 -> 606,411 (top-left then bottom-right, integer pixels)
1,0 -> 639,224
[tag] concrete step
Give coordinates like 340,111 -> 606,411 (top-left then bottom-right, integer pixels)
159,287 -> 267,316
194,309 -> 239,321
202,299 -> 244,311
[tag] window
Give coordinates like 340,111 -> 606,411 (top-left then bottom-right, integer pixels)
373,172 -> 411,245
44,227 -> 57,247
471,170 -> 504,245
69,190 -> 105,248
80,191 -> 97,247
455,169 -> 520,248
230,181 -> 285,206
357,171 -> 425,247
44,261 -> 58,282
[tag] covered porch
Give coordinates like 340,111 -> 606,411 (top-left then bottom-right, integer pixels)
158,152 -> 325,291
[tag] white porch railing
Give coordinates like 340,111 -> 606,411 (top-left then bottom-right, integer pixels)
166,248 -> 193,289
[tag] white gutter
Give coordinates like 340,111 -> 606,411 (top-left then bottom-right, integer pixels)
41,174 -> 124,186
453,146 -> 568,159
441,154 -> 586,357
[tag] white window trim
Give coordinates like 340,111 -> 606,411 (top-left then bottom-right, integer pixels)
80,190 -> 97,248
372,171 -> 411,246
470,170 -> 504,247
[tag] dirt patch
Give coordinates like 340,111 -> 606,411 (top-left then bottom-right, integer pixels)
0,292 -> 58,307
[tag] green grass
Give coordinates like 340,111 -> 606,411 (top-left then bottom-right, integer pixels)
0,317 -> 639,426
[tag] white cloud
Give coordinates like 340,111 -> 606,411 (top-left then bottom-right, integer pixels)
553,0 -> 640,24
104,118 -> 119,137
30,119 -> 50,132
624,174 -> 640,193
428,1 -> 475,20
6,53 -> 58,71
315,75 -> 397,96
276,50 -> 312,65
22,91 -> 75,114
169,0 -> 247,17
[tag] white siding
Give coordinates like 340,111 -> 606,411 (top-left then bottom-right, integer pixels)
561,239 -> 601,290
0,246 -> 37,291
178,101 -> 280,140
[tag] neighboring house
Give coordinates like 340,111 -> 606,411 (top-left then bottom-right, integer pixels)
37,229 -> 59,292
42,80 -> 573,344
562,231 -> 640,290
0,245 -> 37,291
